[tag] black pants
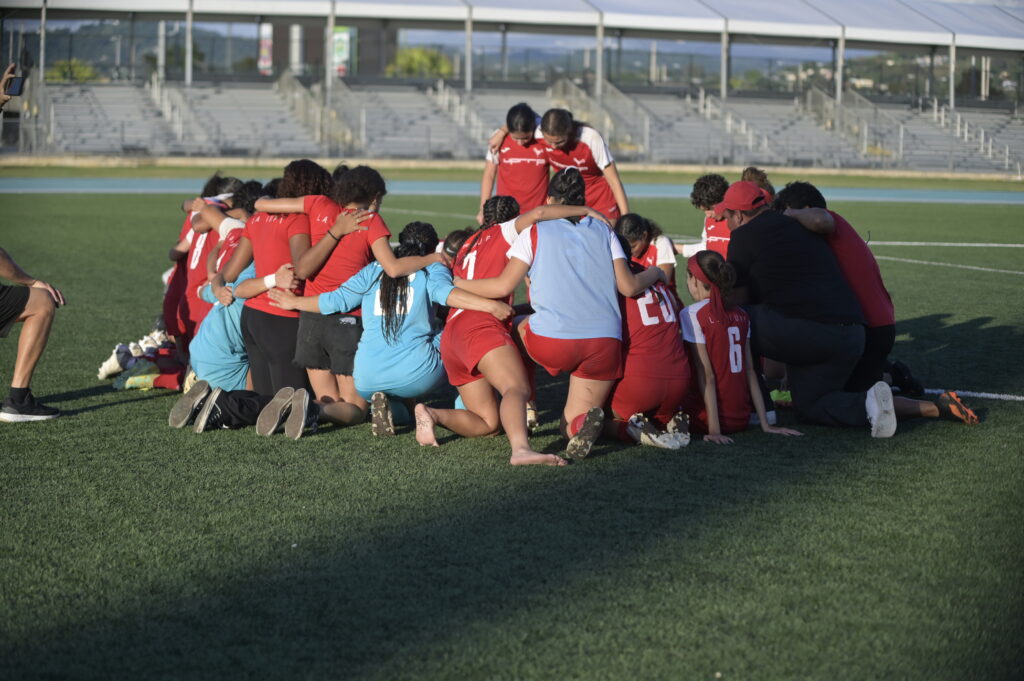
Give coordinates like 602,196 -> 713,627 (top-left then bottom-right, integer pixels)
215,390 -> 272,429
241,306 -> 309,396
845,324 -> 896,392
749,305 -> 867,427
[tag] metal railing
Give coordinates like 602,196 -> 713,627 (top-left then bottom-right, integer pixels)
277,70 -> 355,156
697,88 -> 773,157
548,77 -> 619,152
594,79 -> 649,158
428,79 -> 486,144
931,99 -> 1019,171
804,87 -> 904,165
312,77 -> 366,154
18,68 -> 56,153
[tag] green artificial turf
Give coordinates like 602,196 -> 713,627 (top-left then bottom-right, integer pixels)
0,191 -> 1022,680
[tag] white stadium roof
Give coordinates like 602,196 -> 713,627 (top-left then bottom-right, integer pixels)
5,0 -> 1024,52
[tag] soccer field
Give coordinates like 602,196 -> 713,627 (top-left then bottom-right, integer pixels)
1,189 -> 1022,679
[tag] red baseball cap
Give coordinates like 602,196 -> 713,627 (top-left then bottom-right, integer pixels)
713,181 -> 769,218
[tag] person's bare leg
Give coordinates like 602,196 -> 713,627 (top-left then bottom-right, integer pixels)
418,379 -> 501,446
561,376 -> 614,439
11,288 -> 55,389
307,368 -> 340,402
894,396 -> 939,419
318,400 -> 367,427
337,374 -> 368,412
478,347 -> 565,466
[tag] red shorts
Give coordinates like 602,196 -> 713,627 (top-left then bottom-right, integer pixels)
522,322 -> 622,381
441,315 -> 518,387
609,369 -> 691,428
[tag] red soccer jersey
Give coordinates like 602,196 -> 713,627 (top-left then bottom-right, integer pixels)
543,126 -> 617,219
620,280 -> 689,379
487,134 -> 549,214
242,212 -> 309,318
633,235 -> 682,311
447,219 -> 519,326
182,225 -> 218,327
304,200 -> 392,315
216,227 -> 243,271
163,217 -> 192,337
826,210 -> 895,328
704,215 -> 731,257
682,299 -> 752,433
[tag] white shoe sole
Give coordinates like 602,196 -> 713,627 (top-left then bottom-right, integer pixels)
283,389 -> 312,440
0,411 -> 60,422
256,387 -> 295,436
168,380 -> 209,428
868,381 -> 897,438
193,387 -> 224,433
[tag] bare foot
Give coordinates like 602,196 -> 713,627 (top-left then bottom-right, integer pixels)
510,446 -> 567,466
414,403 -> 439,447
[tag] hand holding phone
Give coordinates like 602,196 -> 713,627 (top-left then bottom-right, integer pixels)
1,63 -> 20,106
5,76 -> 24,97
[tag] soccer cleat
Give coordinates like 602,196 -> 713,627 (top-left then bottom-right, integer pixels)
0,392 -> 60,423
370,392 -> 395,436
627,413 -> 689,449
526,400 -> 540,433
97,347 -> 124,380
256,387 -> 295,436
889,360 -> 924,398
284,388 -> 317,440
665,410 -> 690,437
865,381 -> 897,438
566,406 -> 604,460
168,380 -> 210,428
193,387 -> 224,433
935,391 -> 979,425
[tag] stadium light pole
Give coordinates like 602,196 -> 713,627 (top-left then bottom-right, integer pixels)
463,2 -> 473,93
719,21 -> 729,101
39,0 -> 46,81
185,0 -> 194,88
157,20 -> 166,82
835,26 -> 845,107
948,38 -> 955,109
595,13 -> 604,101
325,0 -> 336,153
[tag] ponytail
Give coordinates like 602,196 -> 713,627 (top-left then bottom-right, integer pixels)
378,221 -> 439,343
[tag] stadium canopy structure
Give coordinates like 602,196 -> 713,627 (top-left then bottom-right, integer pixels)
5,0 -> 1024,108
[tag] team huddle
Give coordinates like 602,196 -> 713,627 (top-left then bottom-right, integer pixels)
165,103 -> 979,465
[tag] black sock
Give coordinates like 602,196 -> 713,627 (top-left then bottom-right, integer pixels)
8,387 -> 29,404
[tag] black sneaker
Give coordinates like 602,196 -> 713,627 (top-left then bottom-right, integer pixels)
889,360 -> 924,398
193,388 -> 225,433
284,389 -> 318,440
256,387 -> 295,436
566,406 -> 604,460
0,392 -> 60,422
168,380 -> 210,428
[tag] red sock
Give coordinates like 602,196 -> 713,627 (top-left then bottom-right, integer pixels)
568,413 -> 587,437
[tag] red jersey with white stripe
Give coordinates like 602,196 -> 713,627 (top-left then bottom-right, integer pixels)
681,299 -> 752,432
486,135 -> 549,214
633,234 -> 682,310
303,196 -> 391,315
182,224 -> 218,327
447,219 -> 520,326
704,215 -> 731,257
825,210 -> 894,328
620,280 -> 689,378
543,126 -> 617,219
242,212 -> 308,318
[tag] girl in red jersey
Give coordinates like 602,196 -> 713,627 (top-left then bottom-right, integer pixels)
677,174 -> 731,258
417,195 -> 609,466
680,250 -> 803,444
602,239 -> 692,450
212,160 -> 331,396
455,169 -> 662,460
614,213 -> 682,311
252,165 -> 441,427
477,103 -> 549,225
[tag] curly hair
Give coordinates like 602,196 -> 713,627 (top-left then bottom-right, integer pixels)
378,221 -> 438,344
693,250 -> 737,305
262,177 -> 282,199
482,195 -> 520,228
332,165 -> 387,207
277,159 -> 332,199
232,180 -> 265,216
689,174 -> 729,210
614,213 -> 662,246
547,168 -> 586,214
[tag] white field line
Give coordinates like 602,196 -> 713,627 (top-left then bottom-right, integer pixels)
924,388 -> 1024,402
873,255 -> 1024,276
870,241 -> 1024,247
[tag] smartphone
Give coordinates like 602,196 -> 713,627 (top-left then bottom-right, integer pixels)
5,76 -> 24,97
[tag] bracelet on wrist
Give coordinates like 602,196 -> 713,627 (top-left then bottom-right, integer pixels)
327,230 -> 341,241
263,273 -> 277,289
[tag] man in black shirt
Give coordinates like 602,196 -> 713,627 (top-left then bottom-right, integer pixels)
720,182 -> 896,437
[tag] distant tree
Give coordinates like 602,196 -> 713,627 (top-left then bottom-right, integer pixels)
387,48 -> 452,78
45,58 -> 100,82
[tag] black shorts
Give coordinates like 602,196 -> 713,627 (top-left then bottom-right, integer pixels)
0,284 -> 30,338
844,324 -> 896,392
294,310 -> 363,376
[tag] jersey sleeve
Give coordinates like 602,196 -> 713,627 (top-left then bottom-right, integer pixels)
654,235 -> 676,265
287,214 -> 310,239
317,263 -> 372,315
217,217 -> 246,240
681,305 -> 705,344
580,126 -> 613,169
366,214 -> 392,244
302,195 -> 318,215
424,263 -> 456,306
507,225 -> 536,266
608,230 -> 627,261
499,218 -> 520,245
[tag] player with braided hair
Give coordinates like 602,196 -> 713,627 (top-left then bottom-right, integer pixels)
454,169 -> 663,460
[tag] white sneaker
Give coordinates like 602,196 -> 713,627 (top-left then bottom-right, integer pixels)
97,347 -> 123,379
627,413 -> 689,449
865,381 -> 897,438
